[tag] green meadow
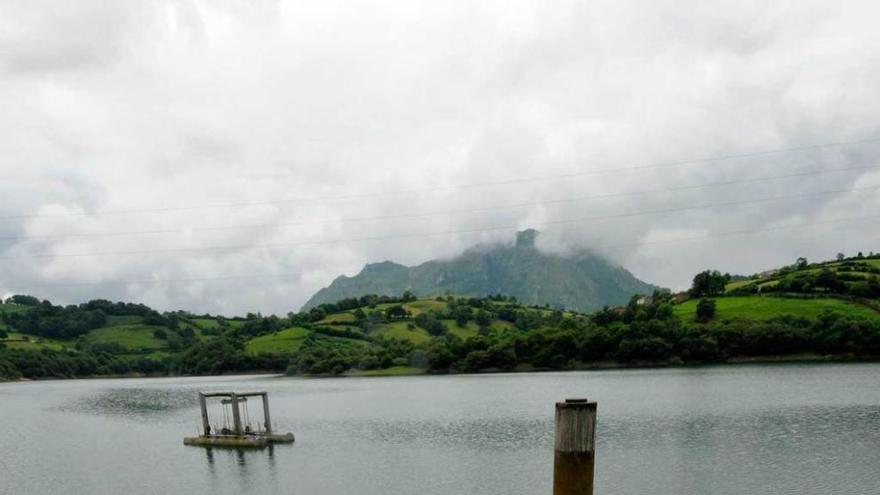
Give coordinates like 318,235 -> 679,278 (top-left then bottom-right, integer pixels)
245,327 -> 311,354
85,325 -> 168,351
675,296 -> 880,323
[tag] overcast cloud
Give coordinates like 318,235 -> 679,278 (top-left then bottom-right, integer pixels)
1,0 -> 879,314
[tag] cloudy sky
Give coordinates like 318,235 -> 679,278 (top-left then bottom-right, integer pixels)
1,0 -> 879,315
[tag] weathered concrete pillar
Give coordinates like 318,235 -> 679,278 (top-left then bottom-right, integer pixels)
199,393 -> 210,436
262,393 -> 273,434
230,393 -> 243,436
553,398 -> 597,495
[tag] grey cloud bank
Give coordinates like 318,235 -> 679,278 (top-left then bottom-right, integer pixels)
1,0 -> 879,314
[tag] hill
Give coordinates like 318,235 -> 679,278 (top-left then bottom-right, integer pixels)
673,296 -> 879,323
2,252 -> 880,380
722,256 -> 880,299
303,229 -> 655,313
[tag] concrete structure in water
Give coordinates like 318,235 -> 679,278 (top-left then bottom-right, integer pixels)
183,391 -> 294,448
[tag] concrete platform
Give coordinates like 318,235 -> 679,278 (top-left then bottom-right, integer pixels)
259,432 -> 295,444
183,434 -> 269,448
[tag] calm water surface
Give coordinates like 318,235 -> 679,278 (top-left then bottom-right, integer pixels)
1,363 -> 879,495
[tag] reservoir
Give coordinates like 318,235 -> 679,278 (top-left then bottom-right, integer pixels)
1,363 -> 879,495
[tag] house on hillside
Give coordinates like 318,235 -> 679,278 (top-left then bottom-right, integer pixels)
670,292 -> 689,304
635,295 -> 653,306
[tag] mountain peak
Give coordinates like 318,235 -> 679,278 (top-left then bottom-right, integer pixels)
301,231 -> 656,312
516,229 -> 539,248
360,260 -> 406,274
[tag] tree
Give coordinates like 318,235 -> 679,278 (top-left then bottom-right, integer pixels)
384,305 -> 409,320
426,341 -> 455,370
401,290 -> 416,302
415,312 -> 447,336
167,313 -> 180,331
695,298 -> 716,323
475,309 -> 492,327
153,329 -> 168,340
868,276 -> 880,298
5,294 -> 40,306
837,252 -> 846,261
352,308 -> 366,321
616,337 -> 672,362
795,257 -> 809,270
690,270 -> 730,297
453,305 -> 473,327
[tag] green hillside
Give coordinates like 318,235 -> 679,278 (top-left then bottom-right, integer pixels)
2,251 -> 880,380
2,332 -> 68,351
674,296 -> 879,323
245,327 -> 310,354
85,325 -> 168,351
724,256 -> 880,298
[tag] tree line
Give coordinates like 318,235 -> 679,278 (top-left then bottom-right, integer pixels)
3,260 -> 880,380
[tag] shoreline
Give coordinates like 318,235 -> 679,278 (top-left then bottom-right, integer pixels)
341,353 -> 880,377
7,353 -> 877,382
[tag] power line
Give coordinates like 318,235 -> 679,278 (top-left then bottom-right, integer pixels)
0,273 -> 301,290
2,163 -> 875,242
2,212 -> 877,291
1,184 -> 876,261
2,136 -> 878,221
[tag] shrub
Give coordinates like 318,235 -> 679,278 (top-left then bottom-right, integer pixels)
696,299 -> 716,322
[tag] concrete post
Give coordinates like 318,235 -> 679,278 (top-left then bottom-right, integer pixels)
262,393 -> 273,434
199,393 -> 210,436
553,398 -> 597,495
230,393 -> 243,436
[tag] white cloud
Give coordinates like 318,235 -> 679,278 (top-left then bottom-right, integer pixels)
1,0 -> 879,314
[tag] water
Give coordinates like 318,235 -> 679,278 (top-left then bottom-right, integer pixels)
1,363 -> 879,495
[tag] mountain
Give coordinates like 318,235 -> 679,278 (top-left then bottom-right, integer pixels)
302,229 -> 656,312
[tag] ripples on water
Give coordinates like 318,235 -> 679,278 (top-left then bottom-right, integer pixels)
61,387 -> 200,417
332,417 -> 549,449
3,365 -> 880,495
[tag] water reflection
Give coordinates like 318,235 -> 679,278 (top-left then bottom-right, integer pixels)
198,445 -> 281,483
205,448 -> 215,473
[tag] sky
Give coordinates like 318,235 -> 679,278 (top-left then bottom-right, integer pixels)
1,0 -> 880,315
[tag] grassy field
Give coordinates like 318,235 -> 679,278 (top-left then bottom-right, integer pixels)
675,296 -> 880,323
403,299 -> 448,315
372,321 -> 432,344
191,318 -> 221,329
85,325 -> 168,351
318,312 -> 357,324
371,318 -> 515,342
725,279 -> 754,291
321,335 -> 374,349
245,327 -> 310,354
105,315 -> 144,326
724,258 -> 880,294
1,332 -> 69,351
190,318 -> 246,329
0,303 -> 29,313
448,321 -> 479,339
